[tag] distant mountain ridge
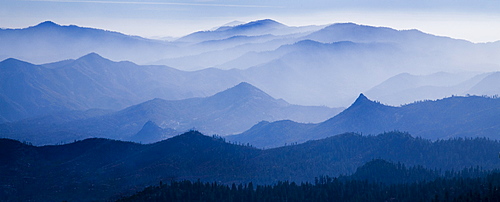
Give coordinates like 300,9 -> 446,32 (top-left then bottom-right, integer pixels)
2,20 -> 500,108
228,94 -> 500,148
0,53 -> 243,122
0,21 -> 175,64
365,72 -> 496,106
176,19 -> 317,43
0,82 -> 342,145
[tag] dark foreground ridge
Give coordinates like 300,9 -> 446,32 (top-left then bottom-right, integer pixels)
1,130 -> 500,201
118,160 -> 500,201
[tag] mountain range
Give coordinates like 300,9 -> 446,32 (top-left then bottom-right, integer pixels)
0,53 -> 242,122
0,21 -> 175,64
2,18 -> 500,202
228,93 -> 500,148
2,53 -> 500,147
1,130 -> 499,201
2,19 -> 500,108
165,21 -> 500,106
0,82 -> 341,145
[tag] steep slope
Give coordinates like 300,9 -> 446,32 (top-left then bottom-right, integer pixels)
2,131 -> 500,201
0,82 -> 342,145
230,94 -> 500,148
0,58 -> 78,121
312,93 -> 398,136
0,21 -> 175,64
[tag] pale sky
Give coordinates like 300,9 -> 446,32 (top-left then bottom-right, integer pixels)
1,0 -> 500,42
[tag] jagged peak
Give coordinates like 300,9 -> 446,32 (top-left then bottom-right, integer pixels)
346,93 -> 390,109
354,93 -> 370,103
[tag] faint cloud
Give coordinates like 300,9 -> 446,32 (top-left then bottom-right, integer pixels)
25,0 -> 281,8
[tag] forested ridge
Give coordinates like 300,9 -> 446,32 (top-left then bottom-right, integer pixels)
1,131 -> 500,201
118,160 -> 500,201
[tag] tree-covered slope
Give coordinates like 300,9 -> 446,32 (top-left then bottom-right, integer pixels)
1,131 -> 500,201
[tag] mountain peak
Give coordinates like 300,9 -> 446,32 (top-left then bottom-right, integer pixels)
347,93 -> 389,109
233,81 -> 255,90
169,130 -> 207,142
1,58 -> 25,64
142,120 -> 160,130
75,52 -> 108,62
206,82 -> 281,107
0,58 -> 37,70
212,82 -> 272,100
35,21 -> 60,28
246,19 -> 284,26
229,19 -> 286,31
353,93 -> 370,103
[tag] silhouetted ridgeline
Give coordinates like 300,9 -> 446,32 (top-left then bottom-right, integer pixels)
1,131 -> 500,201
229,94 -> 500,148
118,160 -> 500,201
